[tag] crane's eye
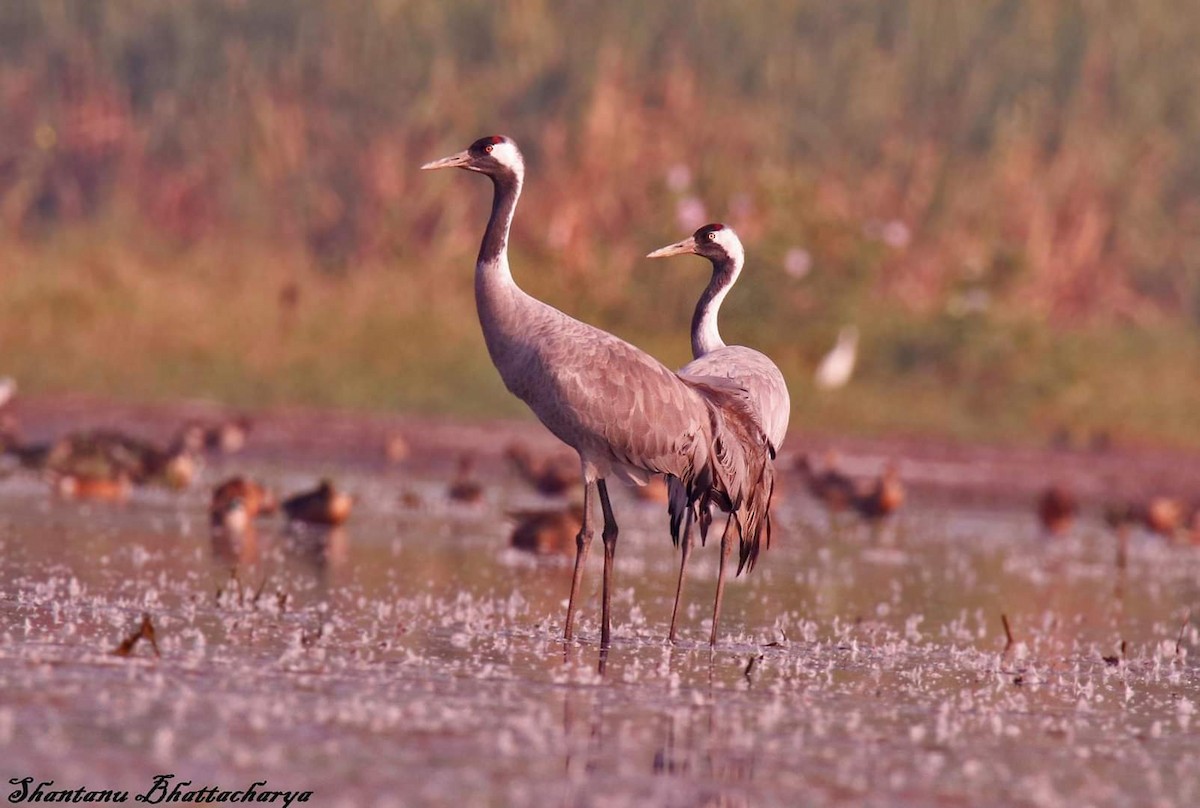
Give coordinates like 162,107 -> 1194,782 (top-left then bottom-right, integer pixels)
484,144 -> 494,154
707,232 -> 717,241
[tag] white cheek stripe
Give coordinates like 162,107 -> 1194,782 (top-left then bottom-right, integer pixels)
693,228 -> 745,357
714,229 -> 744,266
490,142 -> 523,171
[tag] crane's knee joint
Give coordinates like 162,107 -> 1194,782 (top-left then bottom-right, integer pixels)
602,523 -> 618,545
576,529 -> 593,551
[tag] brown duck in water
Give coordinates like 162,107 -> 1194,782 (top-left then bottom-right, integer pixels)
210,476 -> 278,530
508,504 -> 584,556
177,417 -> 252,455
282,479 -> 354,527
384,432 -> 410,465
1186,505 -> 1200,546
504,441 -> 577,496
2,431 -> 56,471
794,452 -> 857,512
2,418 -> 63,470
1105,496 -> 1184,540
851,463 -> 905,522
32,429 -> 197,489
1037,484 -> 1079,537
53,471 -> 133,504
447,453 -> 485,504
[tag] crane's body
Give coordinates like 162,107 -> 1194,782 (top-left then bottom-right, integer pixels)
423,137 -> 773,648
681,346 -> 789,450
648,223 -> 790,644
479,272 -> 719,488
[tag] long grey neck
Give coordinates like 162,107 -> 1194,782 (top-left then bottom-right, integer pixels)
478,170 -> 522,271
691,254 -> 741,357
475,169 -> 526,362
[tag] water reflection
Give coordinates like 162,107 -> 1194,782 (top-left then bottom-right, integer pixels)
280,525 -> 350,587
651,700 -> 755,806
561,689 -> 602,780
208,519 -> 351,597
209,524 -> 259,567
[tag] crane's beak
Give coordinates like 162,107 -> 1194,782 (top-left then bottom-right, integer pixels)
646,236 -> 698,259
420,150 -> 472,171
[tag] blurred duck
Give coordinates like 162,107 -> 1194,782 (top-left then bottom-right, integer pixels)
384,432 -> 410,464
1105,496 -> 1185,540
211,493 -> 251,534
153,448 -> 198,490
34,429 -> 197,489
53,471 -> 132,504
794,452 -> 856,511
504,441 -> 577,496
398,489 -> 424,509
814,326 -> 859,390
447,453 -> 484,504
282,479 -> 354,527
210,476 -> 277,529
178,417 -> 252,455
213,418 -> 251,454
1,421 -> 55,470
796,453 -> 904,522
133,434 -> 197,489
1037,484 -> 1079,537
851,463 -> 905,521
1187,505 -> 1200,546
508,504 -> 584,556
1144,497 -> 1184,537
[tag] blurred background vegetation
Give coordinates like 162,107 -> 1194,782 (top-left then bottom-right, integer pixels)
1,0 -> 1199,446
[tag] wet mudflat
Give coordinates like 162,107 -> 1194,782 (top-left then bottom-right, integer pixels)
2,456 -> 1199,807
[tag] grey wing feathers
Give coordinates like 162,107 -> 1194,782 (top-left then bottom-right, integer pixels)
518,309 -> 715,485
668,376 -> 777,575
494,298 -> 777,573
679,347 -> 790,452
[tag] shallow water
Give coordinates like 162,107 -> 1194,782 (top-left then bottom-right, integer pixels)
2,460 -> 1199,807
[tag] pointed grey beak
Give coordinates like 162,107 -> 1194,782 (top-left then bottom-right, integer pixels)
646,237 -> 698,259
420,150 -> 472,171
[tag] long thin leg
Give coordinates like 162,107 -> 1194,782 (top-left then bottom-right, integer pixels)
597,479 -> 619,648
564,478 -> 596,641
709,515 -> 736,647
668,509 -> 695,642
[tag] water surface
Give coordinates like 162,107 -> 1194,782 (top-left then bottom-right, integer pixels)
2,461 -> 1198,807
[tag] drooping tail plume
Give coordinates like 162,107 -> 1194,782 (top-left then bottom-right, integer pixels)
670,375 -> 778,574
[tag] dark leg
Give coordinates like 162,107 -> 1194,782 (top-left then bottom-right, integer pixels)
597,480 -> 619,648
564,478 -> 596,641
668,509 -> 694,642
709,516 -> 736,647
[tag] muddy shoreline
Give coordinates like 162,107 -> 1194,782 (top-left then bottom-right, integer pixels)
6,392 -> 1200,511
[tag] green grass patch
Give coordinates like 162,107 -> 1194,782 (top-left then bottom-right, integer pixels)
9,224 -> 1195,448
